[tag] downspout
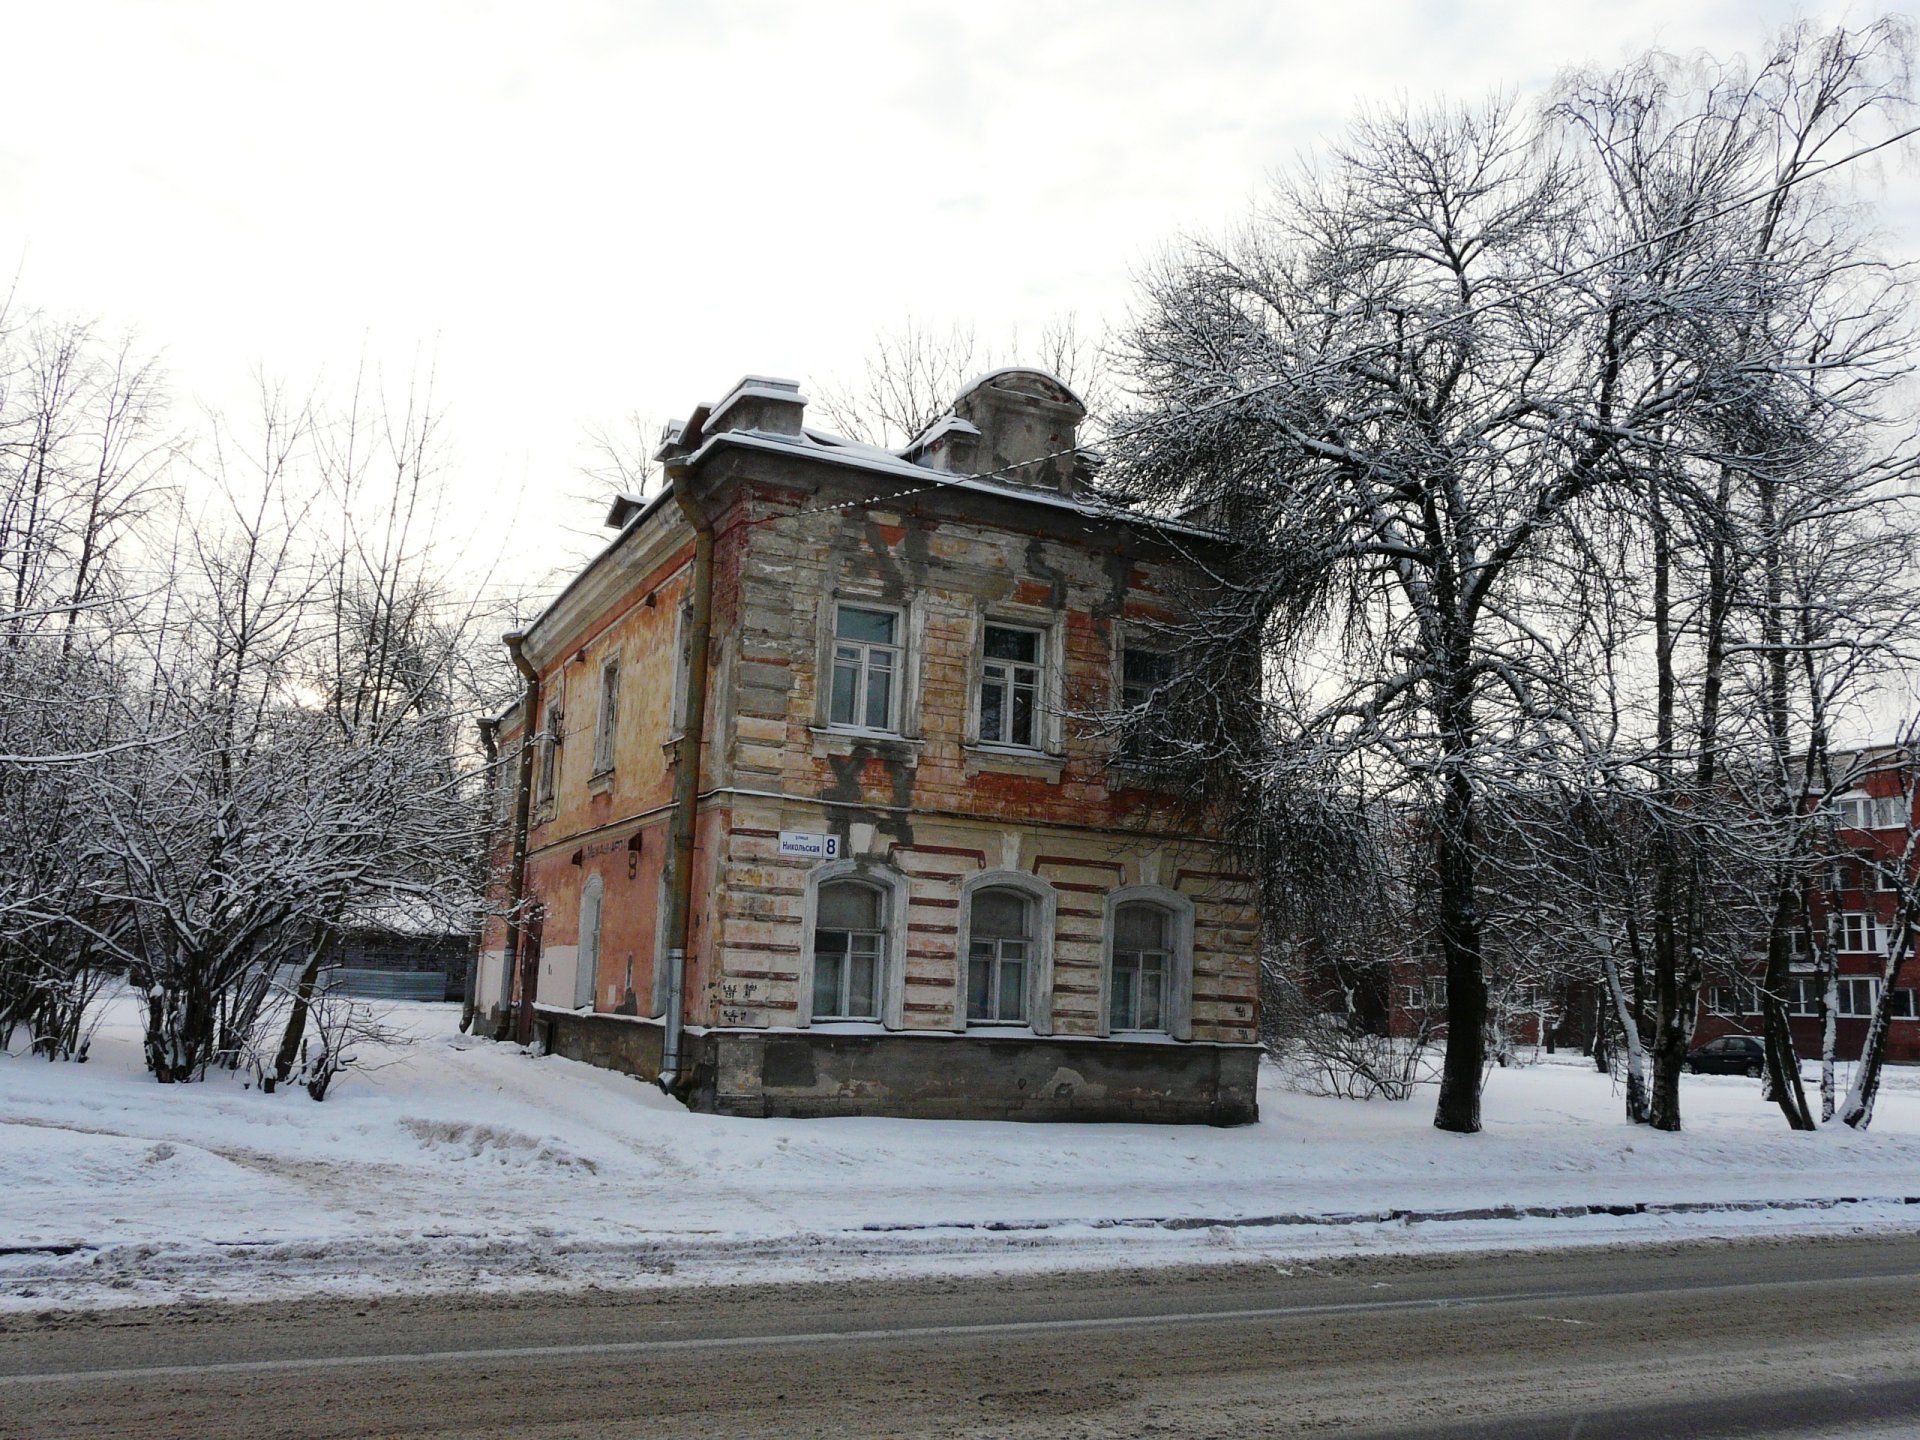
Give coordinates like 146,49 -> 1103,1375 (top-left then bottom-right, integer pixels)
659,470 -> 715,1094
496,632 -> 541,1042
460,716 -> 501,1032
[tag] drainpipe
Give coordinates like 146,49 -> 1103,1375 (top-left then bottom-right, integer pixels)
460,716 -> 501,1033
658,470 -> 715,1094
497,632 -> 541,1042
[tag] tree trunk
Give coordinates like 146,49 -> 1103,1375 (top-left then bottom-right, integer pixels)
1759,890 -> 1815,1130
1599,931 -> 1650,1123
1433,769 -> 1486,1134
269,929 -> 334,1091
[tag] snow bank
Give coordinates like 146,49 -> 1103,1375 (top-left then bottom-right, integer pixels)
3,992 -> 1917,1311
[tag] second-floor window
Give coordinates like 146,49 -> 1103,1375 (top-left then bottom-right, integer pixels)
979,623 -> 1043,749
1120,646 -> 1173,709
829,604 -> 901,732
591,657 -> 620,776
536,698 -> 564,806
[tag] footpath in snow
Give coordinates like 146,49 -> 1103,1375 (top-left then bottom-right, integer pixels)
3,994 -> 1917,1311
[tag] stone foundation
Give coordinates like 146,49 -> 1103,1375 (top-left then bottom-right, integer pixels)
534,1011 -> 1260,1124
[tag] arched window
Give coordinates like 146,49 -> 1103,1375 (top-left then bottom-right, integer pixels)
1110,901 -> 1171,1031
575,874 -> 603,1010
812,879 -> 886,1021
968,887 -> 1033,1024
1102,885 -> 1195,1040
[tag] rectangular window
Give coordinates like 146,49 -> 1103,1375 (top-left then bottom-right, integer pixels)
1871,857 -> 1898,892
1399,984 -> 1426,1011
1787,976 -> 1821,1017
1120,647 -> 1173,709
1841,912 -> 1881,953
591,658 -> 620,775
1712,982 -> 1762,1015
1836,977 -> 1880,1018
1873,795 -> 1905,830
537,699 -> 564,806
828,604 -> 901,733
1891,988 -> 1917,1019
979,623 -> 1043,749
1828,857 -> 1857,892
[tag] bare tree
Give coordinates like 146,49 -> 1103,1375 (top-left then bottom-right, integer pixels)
814,312 -> 1108,448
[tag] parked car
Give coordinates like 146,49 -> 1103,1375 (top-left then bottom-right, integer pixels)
1687,1035 -> 1765,1077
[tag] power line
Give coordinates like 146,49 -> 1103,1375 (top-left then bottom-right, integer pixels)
755,119 -> 1920,530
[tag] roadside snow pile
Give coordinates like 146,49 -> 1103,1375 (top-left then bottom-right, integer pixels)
3,992 -> 1918,1311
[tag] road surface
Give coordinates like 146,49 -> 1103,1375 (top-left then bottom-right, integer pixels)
2,1232 -> 1918,1437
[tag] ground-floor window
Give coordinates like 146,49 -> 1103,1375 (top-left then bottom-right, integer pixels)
1836,977 -> 1881,1018
812,880 -> 885,1021
1110,901 -> 1171,1031
967,887 -> 1031,1024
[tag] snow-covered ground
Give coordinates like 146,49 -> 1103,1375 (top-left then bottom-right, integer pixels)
3,993 -> 1917,1312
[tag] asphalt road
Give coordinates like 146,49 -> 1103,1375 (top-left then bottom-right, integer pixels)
2,1232 -> 1918,1438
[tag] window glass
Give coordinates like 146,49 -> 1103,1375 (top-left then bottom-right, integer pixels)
968,887 -> 1032,1023
984,625 -> 1038,663
1111,900 -> 1171,1031
1837,977 -> 1880,1017
1841,913 -> 1880,952
818,880 -> 880,931
979,624 -> 1043,749
1891,988 -> 1917,1019
1121,648 -> 1173,709
972,888 -> 1028,938
812,880 -> 884,1022
829,605 -> 901,732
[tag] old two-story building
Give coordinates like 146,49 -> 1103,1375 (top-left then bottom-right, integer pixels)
472,368 -> 1262,1122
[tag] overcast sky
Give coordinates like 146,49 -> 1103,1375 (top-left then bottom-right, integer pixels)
2,0 -> 1910,577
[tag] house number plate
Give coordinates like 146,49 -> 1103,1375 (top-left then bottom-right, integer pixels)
777,831 -> 840,859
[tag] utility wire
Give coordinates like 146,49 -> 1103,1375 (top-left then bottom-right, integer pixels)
753,120 -> 1920,529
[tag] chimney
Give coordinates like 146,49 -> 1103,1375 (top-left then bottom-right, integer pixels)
946,369 -> 1086,492
702,376 -> 807,440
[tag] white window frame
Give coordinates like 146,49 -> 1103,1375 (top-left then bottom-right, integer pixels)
970,620 -> 1050,754
1891,987 -> 1917,1020
574,873 -> 603,1011
826,601 -> 905,736
1836,976 -> 1881,1018
977,621 -> 1046,750
954,870 -> 1057,1035
591,653 -> 621,777
1841,912 -> 1882,954
1786,975 -> 1822,1016
1099,885 -> 1195,1040
795,860 -> 909,1030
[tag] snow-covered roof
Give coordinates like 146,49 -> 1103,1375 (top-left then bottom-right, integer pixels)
679,424 -> 1224,541
899,413 -> 982,455
952,366 -> 1086,413
703,375 -> 807,435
